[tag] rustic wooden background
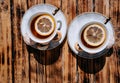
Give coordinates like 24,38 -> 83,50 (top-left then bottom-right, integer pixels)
0,0 -> 120,83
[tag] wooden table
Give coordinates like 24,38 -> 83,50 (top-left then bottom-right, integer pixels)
0,0 -> 120,83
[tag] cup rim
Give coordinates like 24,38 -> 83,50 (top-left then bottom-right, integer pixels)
27,12 -> 57,44
78,22 -> 110,54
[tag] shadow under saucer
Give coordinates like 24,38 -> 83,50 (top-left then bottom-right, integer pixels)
26,38 -> 66,65
77,48 -> 113,74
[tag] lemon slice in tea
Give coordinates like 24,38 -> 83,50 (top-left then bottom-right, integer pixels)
35,14 -> 55,36
83,24 -> 106,47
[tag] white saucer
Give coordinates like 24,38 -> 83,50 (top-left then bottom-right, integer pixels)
21,4 -> 67,50
67,12 -> 114,58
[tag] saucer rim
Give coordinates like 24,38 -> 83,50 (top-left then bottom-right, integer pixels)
21,4 -> 67,50
67,12 -> 114,58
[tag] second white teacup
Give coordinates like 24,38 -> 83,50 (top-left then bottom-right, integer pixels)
77,22 -> 110,54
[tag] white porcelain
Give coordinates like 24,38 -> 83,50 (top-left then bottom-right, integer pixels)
27,12 -> 58,45
78,22 -> 109,54
21,4 -> 67,50
68,12 -> 115,54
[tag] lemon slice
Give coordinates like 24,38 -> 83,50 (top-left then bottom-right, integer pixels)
35,14 -> 55,36
83,24 -> 106,47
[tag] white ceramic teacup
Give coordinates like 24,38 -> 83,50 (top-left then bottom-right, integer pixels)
77,22 -> 112,54
27,12 -> 62,45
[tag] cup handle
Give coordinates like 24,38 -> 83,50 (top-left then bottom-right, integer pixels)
75,42 -> 82,52
52,20 -> 62,42
57,20 -> 62,30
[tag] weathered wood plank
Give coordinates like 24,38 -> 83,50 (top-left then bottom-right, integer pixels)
20,0 -> 30,83
0,0 -> 120,83
115,0 -> 120,47
77,0 -> 94,83
77,0 -> 92,13
27,0 -> 42,8
12,0 -> 24,82
45,0 -> 61,7
27,0 -> 46,83
109,0 -> 120,83
44,0 -> 63,83
27,47 -> 46,83
11,0 -> 30,83
61,0 -> 77,82
0,2 -> 2,83
93,0 -> 109,83
45,48 -> 62,83
0,0 -> 12,83
117,1 -> 120,82
95,0 -> 109,83
94,0 -> 120,83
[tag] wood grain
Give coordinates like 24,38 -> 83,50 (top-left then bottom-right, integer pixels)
0,0 -> 12,83
20,0 -> 30,82
11,0 -> 29,83
27,0 -> 46,83
77,0 -> 95,83
109,0 -> 120,83
94,0 -> 120,83
94,0 -> 110,83
61,0 -> 77,82
45,0 -> 62,83
0,0 -> 120,83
